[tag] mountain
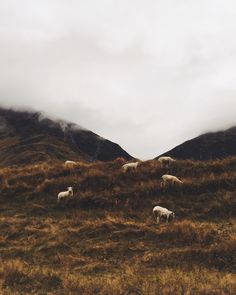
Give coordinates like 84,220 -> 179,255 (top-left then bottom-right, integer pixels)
0,107 -> 132,166
157,127 -> 236,160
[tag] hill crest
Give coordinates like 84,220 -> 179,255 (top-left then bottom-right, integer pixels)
0,107 -> 132,166
157,127 -> 236,160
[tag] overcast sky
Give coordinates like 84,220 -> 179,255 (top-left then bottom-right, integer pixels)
0,0 -> 236,159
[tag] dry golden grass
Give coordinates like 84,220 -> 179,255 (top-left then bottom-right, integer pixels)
0,157 -> 236,294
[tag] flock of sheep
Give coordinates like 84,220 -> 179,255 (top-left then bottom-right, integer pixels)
58,156 -> 183,225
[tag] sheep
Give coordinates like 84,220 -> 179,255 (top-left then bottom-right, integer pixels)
158,156 -> 176,167
153,205 -> 175,224
64,160 -> 78,168
161,174 -> 183,187
122,162 -> 140,173
57,187 -> 73,203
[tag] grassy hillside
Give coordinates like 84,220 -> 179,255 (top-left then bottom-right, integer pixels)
0,157 -> 236,294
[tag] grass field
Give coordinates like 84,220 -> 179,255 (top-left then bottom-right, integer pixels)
0,157 -> 236,294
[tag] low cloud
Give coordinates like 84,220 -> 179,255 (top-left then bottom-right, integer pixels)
0,0 -> 236,159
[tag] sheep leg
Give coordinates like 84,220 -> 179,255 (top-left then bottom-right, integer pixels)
161,180 -> 166,188
166,215 -> 169,223
125,198 -> 129,207
156,216 -> 160,224
163,180 -> 166,188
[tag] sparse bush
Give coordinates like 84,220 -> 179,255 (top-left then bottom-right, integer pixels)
158,221 -> 217,245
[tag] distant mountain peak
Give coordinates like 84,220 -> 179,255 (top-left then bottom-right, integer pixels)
157,127 -> 236,160
0,107 -> 132,166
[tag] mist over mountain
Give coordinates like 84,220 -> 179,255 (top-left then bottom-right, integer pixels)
0,107 -> 132,166
158,127 -> 236,160
1,1 -> 236,158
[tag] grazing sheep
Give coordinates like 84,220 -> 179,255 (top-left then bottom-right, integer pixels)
153,206 -> 175,224
122,162 -> 140,173
64,160 -> 77,168
57,187 -> 73,202
158,156 -> 176,167
161,174 -> 183,187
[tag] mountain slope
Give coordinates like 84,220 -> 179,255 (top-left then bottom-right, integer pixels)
157,127 -> 236,160
0,108 -> 132,166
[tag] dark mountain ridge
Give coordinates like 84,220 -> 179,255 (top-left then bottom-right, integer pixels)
157,127 -> 236,160
0,107 -> 132,166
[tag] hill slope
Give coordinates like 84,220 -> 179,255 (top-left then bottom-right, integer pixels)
0,157 -> 235,294
157,127 -> 236,160
0,108 -> 132,166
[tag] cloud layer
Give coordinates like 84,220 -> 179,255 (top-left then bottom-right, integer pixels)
0,0 -> 236,158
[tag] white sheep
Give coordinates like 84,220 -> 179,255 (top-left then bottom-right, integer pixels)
161,174 -> 183,187
153,205 -> 175,224
158,156 -> 176,167
57,187 -> 73,202
122,162 -> 140,173
64,160 -> 78,168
